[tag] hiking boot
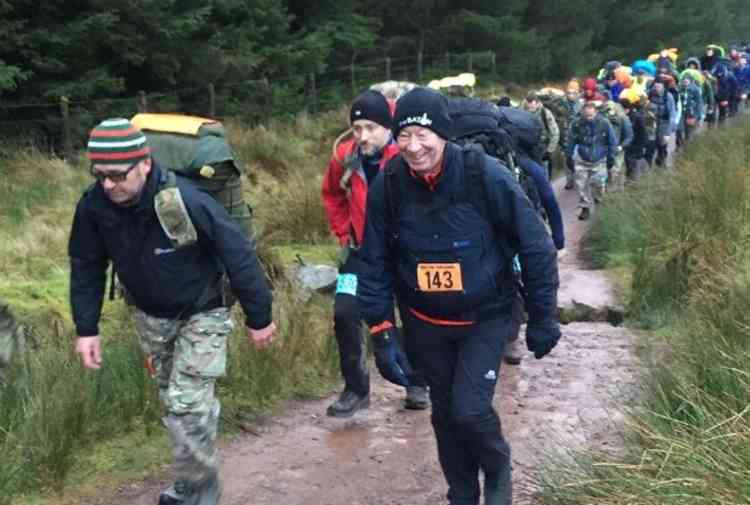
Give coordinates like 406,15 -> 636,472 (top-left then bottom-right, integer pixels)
326,390 -> 369,418
158,480 -> 191,505
158,494 -> 184,505
564,180 -> 574,190
404,385 -> 430,410
578,207 -> 590,221
503,337 -> 523,365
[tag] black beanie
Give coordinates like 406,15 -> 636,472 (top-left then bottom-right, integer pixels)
350,90 -> 392,129
393,87 -> 453,140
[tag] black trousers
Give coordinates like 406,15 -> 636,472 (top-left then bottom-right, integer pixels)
334,252 -> 428,396
402,309 -> 512,505
645,140 -> 668,167
333,292 -> 370,396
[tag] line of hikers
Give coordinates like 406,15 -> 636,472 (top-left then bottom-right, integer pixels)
64,40 -> 747,505
320,42 -> 747,505
505,44 -> 750,220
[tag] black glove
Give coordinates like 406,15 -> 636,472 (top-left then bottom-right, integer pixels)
606,157 -> 615,170
526,323 -> 561,359
371,328 -> 413,387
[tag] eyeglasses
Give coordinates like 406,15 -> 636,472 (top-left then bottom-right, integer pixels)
90,159 -> 141,183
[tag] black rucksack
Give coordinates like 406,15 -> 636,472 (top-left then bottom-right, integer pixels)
445,98 -> 542,213
495,106 -> 545,161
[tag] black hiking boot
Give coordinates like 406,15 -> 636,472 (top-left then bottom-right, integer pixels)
158,495 -> 183,505
564,180 -> 575,190
578,207 -> 591,221
327,390 -> 369,417
404,385 -> 430,410
158,480 -> 192,505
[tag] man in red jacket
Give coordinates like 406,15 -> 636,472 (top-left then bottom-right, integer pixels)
322,89 -> 429,417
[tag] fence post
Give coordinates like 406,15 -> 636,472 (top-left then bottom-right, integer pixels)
446,52 -> 451,73
137,91 -> 148,113
59,96 -> 74,162
350,62 -> 357,98
309,73 -> 318,115
208,83 -> 216,117
468,52 -> 474,73
261,78 -> 271,123
417,50 -> 424,82
490,51 -> 496,75
386,57 -> 392,81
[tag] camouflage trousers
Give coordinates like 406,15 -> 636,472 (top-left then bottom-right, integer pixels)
574,158 -> 607,209
134,308 -> 234,505
608,151 -> 626,193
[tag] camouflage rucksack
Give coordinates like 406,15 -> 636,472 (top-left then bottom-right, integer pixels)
601,102 -> 628,145
537,88 -> 570,145
643,101 -> 659,141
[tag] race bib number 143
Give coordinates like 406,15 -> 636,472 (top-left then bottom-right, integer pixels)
417,263 -> 464,292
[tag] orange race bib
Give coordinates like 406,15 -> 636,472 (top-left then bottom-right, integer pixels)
417,263 -> 464,292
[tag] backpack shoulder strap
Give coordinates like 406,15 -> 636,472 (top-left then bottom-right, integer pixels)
540,107 -> 550,132
461,146 -> 493,226
383,155 -> 407,241
154,170 -> 198,249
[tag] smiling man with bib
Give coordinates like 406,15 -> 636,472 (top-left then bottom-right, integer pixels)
355,88 -> 560,505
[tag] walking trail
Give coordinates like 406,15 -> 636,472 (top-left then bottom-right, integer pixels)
96,178 -> 641,505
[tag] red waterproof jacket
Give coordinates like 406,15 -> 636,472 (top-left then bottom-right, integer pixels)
321,138 -> 400,246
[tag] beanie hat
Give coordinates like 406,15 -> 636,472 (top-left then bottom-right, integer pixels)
350,90 -> 392,129
392,87 -> 453,140
87,118 -> 150,165
583,78 -> 598,92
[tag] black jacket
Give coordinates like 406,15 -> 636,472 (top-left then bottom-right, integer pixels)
625,108 -> 648,157
355,142 -> 558,327
69,165 -> 272,336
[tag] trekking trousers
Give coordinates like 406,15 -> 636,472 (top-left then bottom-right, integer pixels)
609,151 -> 626,193
402,309 -> 512,505
625,153 -> 647,181
333,292 -> 370,397
573,158 -> 607,209
135,307 -> 233,505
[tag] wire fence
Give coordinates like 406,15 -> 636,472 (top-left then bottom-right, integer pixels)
0,50 -> 500,158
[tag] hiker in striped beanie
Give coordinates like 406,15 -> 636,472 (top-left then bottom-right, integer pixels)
87,118 -> 152,206
71,115 -> 276,505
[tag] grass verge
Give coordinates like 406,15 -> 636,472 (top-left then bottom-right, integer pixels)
538,118 -> 750,504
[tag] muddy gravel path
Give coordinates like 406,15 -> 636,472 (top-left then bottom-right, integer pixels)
108,178 -> 640,505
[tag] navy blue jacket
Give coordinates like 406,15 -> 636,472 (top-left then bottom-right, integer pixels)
356,143 -> 558,327
516,155 -> 564,250
69,165 -> 272,336
566,115 -> 617,164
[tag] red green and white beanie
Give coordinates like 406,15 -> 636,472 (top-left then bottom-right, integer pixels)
87,118 -> 150,165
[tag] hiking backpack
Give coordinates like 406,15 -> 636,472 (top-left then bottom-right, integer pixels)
537,89 -> 572,145
446,97 -> 542,213
130,113 -> 254,242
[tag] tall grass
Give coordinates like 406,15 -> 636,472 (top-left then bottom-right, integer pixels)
0,117 -> 342,501
539,119 -> 750,504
